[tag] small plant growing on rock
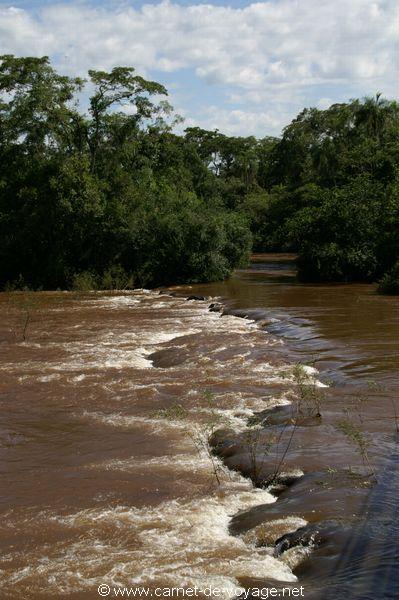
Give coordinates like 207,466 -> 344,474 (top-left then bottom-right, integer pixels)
336,416 -> 376,481
188,403 -> 226,486
292,363 -> 324,418
242,424 -> 275,487
153,403 -> 188,421
157,392 -> 227,486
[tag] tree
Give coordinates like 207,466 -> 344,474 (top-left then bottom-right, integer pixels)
0,56 -> 252,290
87,66 -> 171,171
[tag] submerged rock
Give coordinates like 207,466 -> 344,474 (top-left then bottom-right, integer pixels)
274,523 -> 323,556
186,294 -> 206,301
255,403 -> 322,427
209,302 -> 223,312
269,471 -> 305,496
209,428 -> 241,458
242,516 -> 308,548
210,426 -> 304,488
148,346 -> 190,368
158,290 -> 177,296
258,404 -> 297,426
229,470 -> 369,536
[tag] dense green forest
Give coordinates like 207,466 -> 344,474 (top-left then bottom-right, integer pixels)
1,55 -> 399,292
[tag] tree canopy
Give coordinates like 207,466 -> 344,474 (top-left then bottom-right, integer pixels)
262,96 -> 399,288
0,56 -> 253,290
1,56 -> 399,293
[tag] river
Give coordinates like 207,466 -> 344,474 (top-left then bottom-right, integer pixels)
1,254 -> 398,598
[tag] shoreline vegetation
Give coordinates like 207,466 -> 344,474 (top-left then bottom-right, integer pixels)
1,55 -> 399,293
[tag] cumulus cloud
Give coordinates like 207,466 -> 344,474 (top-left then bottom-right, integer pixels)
183,104 -> 290,137
0,0 -> 398,134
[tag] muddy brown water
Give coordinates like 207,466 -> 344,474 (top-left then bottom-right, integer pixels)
0,255 -> 398,598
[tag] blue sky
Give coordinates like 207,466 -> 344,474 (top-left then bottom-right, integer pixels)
0,0 -> 397,136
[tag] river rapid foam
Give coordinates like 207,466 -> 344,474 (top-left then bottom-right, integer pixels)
0,289 -> 321,598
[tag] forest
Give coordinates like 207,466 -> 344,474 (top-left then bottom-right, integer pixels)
1,55 -> 399,293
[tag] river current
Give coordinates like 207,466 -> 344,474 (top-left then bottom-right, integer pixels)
1,255 -> 398,598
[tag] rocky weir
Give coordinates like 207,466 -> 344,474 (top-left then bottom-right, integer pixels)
0,287 -> 397,598
156,293 -> 399,598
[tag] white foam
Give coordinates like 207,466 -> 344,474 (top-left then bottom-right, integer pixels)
278,469 -> 305,480
91,453 -> 214,473
3,289 -> 314,595
243,516 -> 308,547
315,380 -> 328,388
81,411 -> 189,434
70,374 -> 86,382
300,365 -> 328,388
45,482 -> 294,594
280,544 -> 313,571
37,374 -> 61,382
196,396 -> 273,430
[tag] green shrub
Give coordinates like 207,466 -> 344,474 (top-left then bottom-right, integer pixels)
288,178 -> 383,282
101,265 -> 134,290
378,261 -> 399,294
71,271 -> 98,291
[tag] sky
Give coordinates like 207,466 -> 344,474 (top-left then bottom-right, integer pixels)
0,0 -> 398,136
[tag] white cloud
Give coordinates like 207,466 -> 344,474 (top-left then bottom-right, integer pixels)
317,97 -> 333,110
184,105 -> 285,136
1,0 -> 399,134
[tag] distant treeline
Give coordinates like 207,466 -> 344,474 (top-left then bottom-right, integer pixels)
1,55 -> 399,292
